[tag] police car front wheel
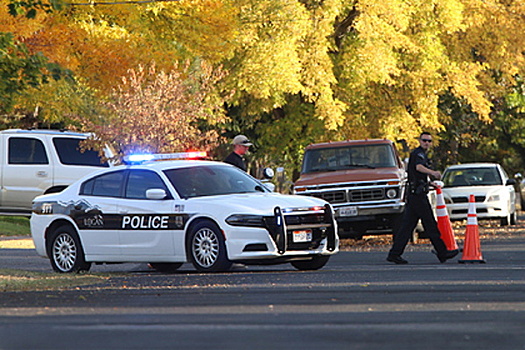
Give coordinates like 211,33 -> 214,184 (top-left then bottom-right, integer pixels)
149,263 -> 183,273
47,225 -> 91,273
291,255 -> 330,271
187,220 -> 232,272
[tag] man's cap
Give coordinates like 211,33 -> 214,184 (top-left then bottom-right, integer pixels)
232,135 -> 253,146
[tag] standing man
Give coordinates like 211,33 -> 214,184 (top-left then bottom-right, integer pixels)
387,132 -> 459,264
224,134 -> 252,171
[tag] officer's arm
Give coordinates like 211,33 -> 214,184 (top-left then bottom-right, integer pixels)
416,164 -> 441,180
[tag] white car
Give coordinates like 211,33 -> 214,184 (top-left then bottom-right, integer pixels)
31,154 -> 339,273
441,163 -> 517,225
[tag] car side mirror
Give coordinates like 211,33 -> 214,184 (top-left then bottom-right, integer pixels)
146,188 -> 167,200
263,167 -> 274,179
506,179 -> 517,186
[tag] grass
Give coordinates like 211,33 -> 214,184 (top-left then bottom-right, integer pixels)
0,216 -> 30,237
0,269 -> 108,292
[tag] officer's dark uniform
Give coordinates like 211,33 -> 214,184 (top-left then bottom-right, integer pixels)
388,146 -> 449,261
224,152 -> 247,171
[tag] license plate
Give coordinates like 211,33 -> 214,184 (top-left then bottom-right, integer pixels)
293,229 -> 312,243
339,206 -> 358,217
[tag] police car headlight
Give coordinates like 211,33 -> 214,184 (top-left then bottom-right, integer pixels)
226,214 -> 265,227
386,189 -> 397,199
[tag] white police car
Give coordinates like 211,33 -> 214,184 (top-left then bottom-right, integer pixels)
31,153 -> 339,273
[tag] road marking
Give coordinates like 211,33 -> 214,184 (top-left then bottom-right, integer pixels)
2,301 -> 525,316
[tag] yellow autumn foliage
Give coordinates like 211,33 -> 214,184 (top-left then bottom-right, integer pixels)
1,0 -> 525,161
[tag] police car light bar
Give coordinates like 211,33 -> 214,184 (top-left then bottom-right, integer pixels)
123,151 -> 207,164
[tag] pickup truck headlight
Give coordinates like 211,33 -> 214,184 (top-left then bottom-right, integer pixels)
386,188 -> 398,199
226,214 -> 265,227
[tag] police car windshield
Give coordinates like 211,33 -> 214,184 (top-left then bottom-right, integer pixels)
163,165 -> 269,199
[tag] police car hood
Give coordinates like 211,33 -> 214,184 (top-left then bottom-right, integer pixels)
189,192 -> 329,215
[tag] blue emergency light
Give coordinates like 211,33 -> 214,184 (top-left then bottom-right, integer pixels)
123,151 -> 208,164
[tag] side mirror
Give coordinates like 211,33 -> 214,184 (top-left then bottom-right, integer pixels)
263,167 -> 274,179
146,188 -> 167,200
506,179 -> 517,186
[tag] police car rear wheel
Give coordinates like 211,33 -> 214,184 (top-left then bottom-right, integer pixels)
149,263 -> 183,273
291,255 -> 330,271
48,225 -> 91,273
187,220 -> 232,272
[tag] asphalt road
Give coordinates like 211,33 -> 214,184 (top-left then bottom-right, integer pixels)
1,234 -> 525,350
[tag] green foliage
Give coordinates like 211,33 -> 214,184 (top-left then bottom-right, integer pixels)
0,32 -> 45,113
0,30 -> 74,122
8,0 -> 63,18
0,216 -> 30,236
435,85 -> 525,175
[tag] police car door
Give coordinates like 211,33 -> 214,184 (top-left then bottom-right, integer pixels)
76,170 -> 124,257
118,169 -> 181,260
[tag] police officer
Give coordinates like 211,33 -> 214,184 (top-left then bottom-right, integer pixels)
387,132 -> 459,264
224,135 -> 252,171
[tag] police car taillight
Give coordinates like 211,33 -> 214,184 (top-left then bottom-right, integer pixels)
123,151 -> 208,164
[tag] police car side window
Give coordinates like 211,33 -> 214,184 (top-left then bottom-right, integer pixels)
80,171 -> 125,198
125,170 -> 169,200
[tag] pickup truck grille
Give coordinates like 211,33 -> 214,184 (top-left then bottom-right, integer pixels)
312,191 -> 346,203
307,188 -> 387,204
349,188 -> 384,202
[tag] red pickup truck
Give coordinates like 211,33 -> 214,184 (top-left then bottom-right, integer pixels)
293,139 -> 407,239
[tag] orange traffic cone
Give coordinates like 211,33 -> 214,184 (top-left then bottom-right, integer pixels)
459,194 -> 486,263
435,186 -> 459,251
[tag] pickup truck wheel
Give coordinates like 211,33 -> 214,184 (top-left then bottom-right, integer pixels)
291,255 -> 330,271
47,225 -> 91,273
187,220 -> 232,272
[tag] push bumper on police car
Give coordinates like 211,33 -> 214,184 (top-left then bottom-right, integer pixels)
224,204 -> 339,264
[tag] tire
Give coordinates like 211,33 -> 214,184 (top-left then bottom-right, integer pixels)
149,263 -> 183,273
187,220 -> 232,272
501,214 -> 511,226
291,255 -> 330,271
510,211 -> 517,225
47,225 -> 91,273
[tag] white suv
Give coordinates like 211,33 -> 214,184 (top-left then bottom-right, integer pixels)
0,129 -> 113,215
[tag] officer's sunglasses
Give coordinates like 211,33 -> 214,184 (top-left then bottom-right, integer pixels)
421,139 -> 432,143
